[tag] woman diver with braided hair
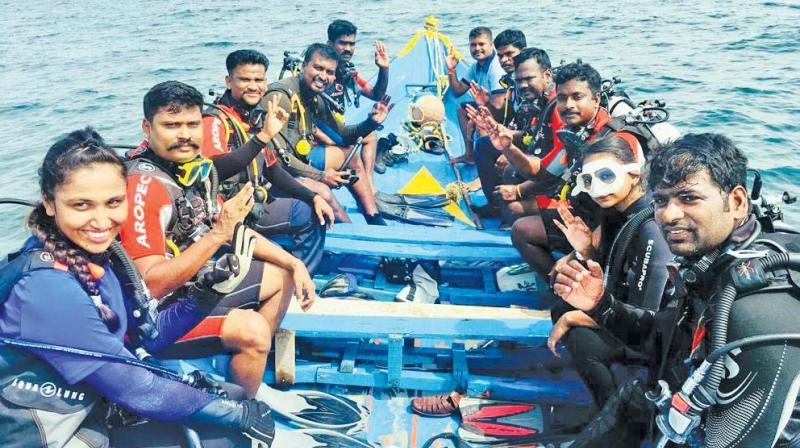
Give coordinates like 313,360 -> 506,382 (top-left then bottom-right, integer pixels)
546,134 -> 672,413
0,128 -> 274,447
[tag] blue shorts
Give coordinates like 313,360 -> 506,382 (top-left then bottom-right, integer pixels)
308,145 -> 326,170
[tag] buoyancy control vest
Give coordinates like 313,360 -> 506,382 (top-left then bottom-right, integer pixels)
648,224 -> 800,446
204,94 -> 271,202
126,149 -> 219,256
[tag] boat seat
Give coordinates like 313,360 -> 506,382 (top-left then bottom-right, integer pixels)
274,298 -> 553,389
325,223 -> 521,263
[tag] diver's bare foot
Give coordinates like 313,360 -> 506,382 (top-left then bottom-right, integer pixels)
449,154 -> 474,165
464,177 -> 482,192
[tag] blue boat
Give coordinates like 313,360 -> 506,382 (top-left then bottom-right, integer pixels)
167,16 -> 593,447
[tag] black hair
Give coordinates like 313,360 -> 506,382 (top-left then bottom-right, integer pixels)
28,127 -> 126,331
554,62 -> 601,95
225,49 -> 269,75
303,43 -> 340,65
143,81 -> 204,122
494,29 -> 526,50
513,47 -> 551,70
327,19 -> 358,42
469,26 -> 492,40
648,133 -> 748,195
583,134 -> 645,189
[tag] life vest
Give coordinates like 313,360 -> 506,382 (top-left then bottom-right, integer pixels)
0,247 -> 104,447
126,149 -> 218,256
267,77 -> 318,162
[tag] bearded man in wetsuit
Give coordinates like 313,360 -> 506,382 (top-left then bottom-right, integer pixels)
326,19 -> 389,185
263,43 -> 393,225
120,81 -> 316,400
555,133 -> 800,447
202,49 -> 334,274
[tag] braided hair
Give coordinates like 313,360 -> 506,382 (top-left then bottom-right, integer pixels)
27,127 -> 127,331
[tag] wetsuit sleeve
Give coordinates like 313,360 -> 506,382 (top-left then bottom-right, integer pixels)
210,138 -> 267,181
119,173 -> 171,260
262,161 -> 317,203
587,291 -> 657,339
281,151 -> 326,181
624,220 -> 671,312
201,115 -> 230,158
325,113 -> 380,146
9,270 -> 125,384
83,348 -> 214,421
704,287 -> 800,447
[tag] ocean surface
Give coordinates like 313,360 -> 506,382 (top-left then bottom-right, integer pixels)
1,0 -> 798,253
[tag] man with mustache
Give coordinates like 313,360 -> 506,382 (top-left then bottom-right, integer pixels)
326,19 -> 388,181
120,80 -> 316,401
202,49 -> 334,275
263,43 -> 393,225
446,26 -> 506,165
552,133 -> 800,448
510,62 -> 642,280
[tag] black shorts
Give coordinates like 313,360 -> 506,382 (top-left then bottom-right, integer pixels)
157,260 -> 265,359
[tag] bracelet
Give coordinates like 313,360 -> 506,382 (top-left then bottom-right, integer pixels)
515,184 -> 523,200
448,68 -> 456,75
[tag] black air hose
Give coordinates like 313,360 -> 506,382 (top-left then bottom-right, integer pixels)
700,251 -> 800,405
605,205 -> 655,296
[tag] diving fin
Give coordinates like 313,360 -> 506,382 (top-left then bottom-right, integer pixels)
273,427 -> 376,448
457,397 -> 545,444
376,191 -> 450,208
377,201 -> 454,227
257,386 -> 368,433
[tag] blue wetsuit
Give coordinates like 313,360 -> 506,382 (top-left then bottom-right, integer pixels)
0,238 -> 251,446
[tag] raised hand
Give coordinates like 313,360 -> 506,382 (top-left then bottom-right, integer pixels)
259,95 -> 289,141
552,202 -> 593,257
374,40 -> 389,69
468,80 -> 490,107
211,183 -> 255,243
445,46 -> 458,72
369,95 -> 395,124
553,259 -> 605,312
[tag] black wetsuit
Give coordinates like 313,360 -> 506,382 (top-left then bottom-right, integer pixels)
587,216 -> 800,447
552,196 -> 672,406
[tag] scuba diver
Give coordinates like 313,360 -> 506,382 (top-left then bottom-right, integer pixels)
0,128 -> 274,447
263,43 -> 393,225
468,47 -> 560,221
554,133 -> 800,447
546,134 -> 672,409
120,81 -> 315,400
326,19 -> 389,184
202,49 -> 335,274
510,62 -> 647,281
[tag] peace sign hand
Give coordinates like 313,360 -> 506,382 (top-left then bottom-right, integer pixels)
374,40 -> 389,69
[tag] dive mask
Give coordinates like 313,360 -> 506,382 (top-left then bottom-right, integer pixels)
571,159 -> 640,198
176,157 -> 213,187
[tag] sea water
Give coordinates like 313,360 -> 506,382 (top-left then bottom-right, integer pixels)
1,0 -> 798,252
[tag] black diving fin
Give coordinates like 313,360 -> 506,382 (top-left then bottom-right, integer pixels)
377,201 -> 454,227
376,191 -> 450,208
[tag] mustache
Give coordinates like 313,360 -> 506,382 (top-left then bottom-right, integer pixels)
341,51 -> 352,57
168,140 -> 199,151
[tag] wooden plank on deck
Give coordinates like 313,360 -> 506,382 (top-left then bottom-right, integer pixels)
280,299 -> 551,342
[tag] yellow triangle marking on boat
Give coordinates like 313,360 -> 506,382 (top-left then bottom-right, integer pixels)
398,166 -> 475,227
